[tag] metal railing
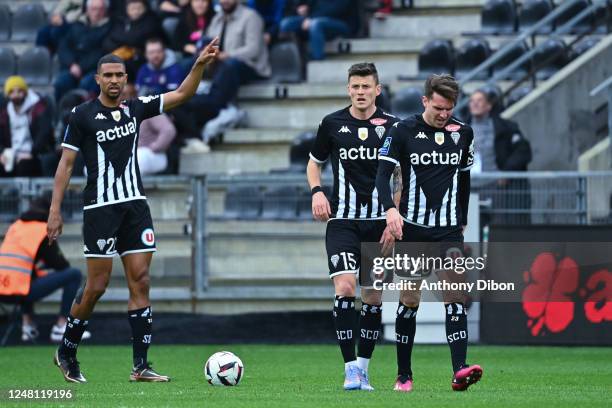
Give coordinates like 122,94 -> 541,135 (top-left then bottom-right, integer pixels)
456,0 -> 611,113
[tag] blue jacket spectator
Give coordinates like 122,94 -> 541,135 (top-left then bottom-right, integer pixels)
136,38 -> 185,95
247,0 -> 286,44
54,0 -> 111,101
279,0 -> 355,60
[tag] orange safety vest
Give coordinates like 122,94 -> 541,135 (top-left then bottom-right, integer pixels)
0,220 -> 48,296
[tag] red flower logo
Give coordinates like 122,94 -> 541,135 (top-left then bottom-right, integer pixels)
522,253 -> 579,336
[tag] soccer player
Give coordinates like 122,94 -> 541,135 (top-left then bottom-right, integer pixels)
47,38 -> 220,383
307,63 -> 401,391
375,74 -> 483,392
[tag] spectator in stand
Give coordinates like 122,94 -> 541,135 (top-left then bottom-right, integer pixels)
247,0 -> 287,45
374,0 -> 392,19
279,0 -> 356,60
103,0 -> 163,79
187,0 -> 269,148
159,0 -> 190,16
36,0 -> 86,54
136,38 -> 198,149
54,0 -> 111,101
136,38 -> 185,95
0,77 -> 54,178
468,89 -> 532,224
174,0 -> 216,59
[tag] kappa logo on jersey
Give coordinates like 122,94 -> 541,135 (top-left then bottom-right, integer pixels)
111,110 -> 121,122
375,125 -> 386,139
393,122 -> 399,127
141,228 -> 155,246
451,131 -> 460,145
380,136 -> 392,156
358,127 -> 368,141
410,150 -> 461,166
435,132 -> 445,145
95,113 -> 107,120
370,118 -> 387,126
338,126 -> 351,134
330,254 -> 340,268
96,239 -> 106,251
138,95 -> 160,104
96,117 -> 137,142
416,132 -> 428,139
339,146 -> 379,160
84,245 -> 89,252
445,124 -> 461,132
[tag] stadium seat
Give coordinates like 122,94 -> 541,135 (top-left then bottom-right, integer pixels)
0,4 -> 10,41
391,87 -> 423,119
519,0 -> 554,34
17,46 -> 52,86
270,41 -> 303,83
593,1 -> 612,33
224,185 -> 262,219
531,37 -> 568,80
455,38 -> 492,80
492,40 -> 531,80
481,0 -> 517,35
0,47 -> 16,84
555,0 -> 593,34
290,131 -> 316,171
418,39 -> 455,78
571,36 -> 600,58
11,3 -> 46,42
505,85 -> 532,107
261,186 -> 298,220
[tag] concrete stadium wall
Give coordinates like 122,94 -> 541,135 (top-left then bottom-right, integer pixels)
503,34 -> 612,171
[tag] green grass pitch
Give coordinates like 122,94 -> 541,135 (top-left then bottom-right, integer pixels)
1,345 -> 610,407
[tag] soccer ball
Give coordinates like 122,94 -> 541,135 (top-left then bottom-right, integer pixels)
204,351 -> 244,386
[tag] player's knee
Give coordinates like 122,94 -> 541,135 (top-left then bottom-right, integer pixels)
361,288 -> 382,305
86,279 -> 108,300
334,276 -> 356,297
130,268 -> 151,294
400,290 -> 421,308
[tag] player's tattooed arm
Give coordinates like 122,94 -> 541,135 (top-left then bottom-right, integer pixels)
163,37 -> 219,111
392,166 -> 402,208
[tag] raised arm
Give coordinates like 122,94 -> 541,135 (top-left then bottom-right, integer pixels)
162,37 -> 219,112
47,148 -> 78,242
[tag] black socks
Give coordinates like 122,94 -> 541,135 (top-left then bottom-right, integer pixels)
445,302 -> 468,373
128,306 -> 153,368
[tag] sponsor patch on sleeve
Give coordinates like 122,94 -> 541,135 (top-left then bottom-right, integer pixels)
379,136 -> 392,156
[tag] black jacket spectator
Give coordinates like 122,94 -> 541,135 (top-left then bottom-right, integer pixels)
491,116 -> 532,171
57,17 -> 111,77
103,5 -> 162,55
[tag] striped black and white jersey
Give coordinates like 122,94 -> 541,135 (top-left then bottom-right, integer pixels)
378,114 -> 474,227
62,95 -> 164,210
310,106 -> 399,219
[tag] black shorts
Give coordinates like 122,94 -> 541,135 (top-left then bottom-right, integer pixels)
83,199 -> 156,258
325,218 -> 386,279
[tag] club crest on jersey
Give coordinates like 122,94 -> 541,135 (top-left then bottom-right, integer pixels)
445,124 -> 461,132
370,118 -> 387,126
358,127 -> 368,141
111,110 -> 121,122
330,254 -> 340,268
435,132 -> 445,145
141,228 -> 155,246
375,126 -> 385,139
451,132 -> 460,144
120,104 -> 130,118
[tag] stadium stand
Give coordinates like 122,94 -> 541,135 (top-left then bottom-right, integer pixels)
417,38 -> 455,78
555,0 -> 593,34
11,3 -> 47,42
391,86 -> 423,118
480,0 -> 517,35
0,3 -> 10,41
269,40 -> 303,83
0,47 -> 16,84
16,46 -> 52,86
455,37 -> 492,80
492,40 -> 532,80
532,36 -> 569,80
519,0 -> 555,34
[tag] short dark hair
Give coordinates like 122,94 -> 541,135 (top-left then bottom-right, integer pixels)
348,62 -> 379,84
424,74 -> 459,105
145,37 -> 165,49
97,54 -> 126,73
